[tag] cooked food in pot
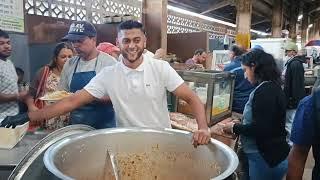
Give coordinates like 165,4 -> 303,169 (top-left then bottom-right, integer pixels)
103,144 -> 222,180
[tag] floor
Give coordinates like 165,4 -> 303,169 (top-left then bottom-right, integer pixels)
303,150 -> 314,180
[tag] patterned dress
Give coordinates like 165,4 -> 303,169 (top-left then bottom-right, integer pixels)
41,70 -> 69,130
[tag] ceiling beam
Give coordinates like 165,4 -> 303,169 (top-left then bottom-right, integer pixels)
252,0 -> 272,18
200,0 -> 233,15
252,19 -> 270,26
208,13 -> 235,23
252,9 -> 270,18
258,0 -> 272,8
261,0 -> 272,6
309,6 -> 320,14
168,0 -> 200,12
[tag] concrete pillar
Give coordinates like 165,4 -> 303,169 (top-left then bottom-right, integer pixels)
301,8 -> 309,45
310,24 -> 315,40
315,17 -> 320,39
288,0 -> 298,41
235,0 -> 252,49
142,0 -> 167,54
271,0 -> 283,38
308,17 -> 316,40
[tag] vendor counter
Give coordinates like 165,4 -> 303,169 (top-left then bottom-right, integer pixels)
0,132 -> 48,179
170,112 -> 242,149
0,125 -> 94,180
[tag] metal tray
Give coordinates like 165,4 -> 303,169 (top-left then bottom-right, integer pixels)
8,125 -> 94,180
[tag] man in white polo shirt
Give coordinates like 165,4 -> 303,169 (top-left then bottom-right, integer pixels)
1,20 -> 210,146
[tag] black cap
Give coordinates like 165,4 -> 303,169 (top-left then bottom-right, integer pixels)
62,21 -> 96,41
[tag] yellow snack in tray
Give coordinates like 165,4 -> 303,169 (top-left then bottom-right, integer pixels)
40,90 -> 73,101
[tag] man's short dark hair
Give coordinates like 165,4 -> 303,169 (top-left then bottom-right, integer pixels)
230,45 -> 245,57
0,29 -> 9,39
194,49 -> 205,56
117,20 -> 145,34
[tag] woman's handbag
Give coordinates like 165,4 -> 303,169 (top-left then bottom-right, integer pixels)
34,66 -> 50,109
28,66 -> 50,130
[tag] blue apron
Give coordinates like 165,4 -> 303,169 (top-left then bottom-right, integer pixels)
69,56 -> 115,129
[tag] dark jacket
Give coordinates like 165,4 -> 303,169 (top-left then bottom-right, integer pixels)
284,56 -> 306,109
234,82 -> 290,167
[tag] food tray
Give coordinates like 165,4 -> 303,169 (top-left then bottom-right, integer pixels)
0,122 -> 29,149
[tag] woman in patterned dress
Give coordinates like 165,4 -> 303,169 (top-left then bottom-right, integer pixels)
27,42 -> 75,131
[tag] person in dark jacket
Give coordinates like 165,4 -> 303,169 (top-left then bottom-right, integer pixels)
282,42 -> 306,146
223,45 -> 254,114
223,49 -> 290,180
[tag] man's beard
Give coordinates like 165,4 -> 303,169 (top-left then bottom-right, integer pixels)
0,52 -> 10,60
75,49 -> 90,59
122,49 -> 143,63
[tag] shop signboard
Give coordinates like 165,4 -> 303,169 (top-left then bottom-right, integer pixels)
0,0 -> 24,33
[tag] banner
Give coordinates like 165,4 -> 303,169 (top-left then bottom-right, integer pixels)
0,0 -> 24,33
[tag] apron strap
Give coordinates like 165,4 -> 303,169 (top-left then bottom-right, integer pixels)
94,52 -> 99,71
73,56 -> 81,74
73,54 -> 100,74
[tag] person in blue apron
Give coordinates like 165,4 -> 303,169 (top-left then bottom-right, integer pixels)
57,21 -> 117,129
69,55 -> 115,129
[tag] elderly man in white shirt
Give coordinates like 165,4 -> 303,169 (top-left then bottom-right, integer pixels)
1,20 -> 211,146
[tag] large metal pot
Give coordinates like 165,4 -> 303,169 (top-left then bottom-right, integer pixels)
44,128 -> 238,180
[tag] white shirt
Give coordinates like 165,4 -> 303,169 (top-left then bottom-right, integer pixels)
84,55 -> 184,128
59,52 -> 117,91
0,59 -> 19,122
143,49 -> 155,58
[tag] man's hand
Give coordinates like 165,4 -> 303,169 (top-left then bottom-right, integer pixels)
222,122 -> 234,134
0,113 -> 30,128
28,105 -> 39,112
192,128 -> 211,148
17,91 -> 29,101
217,64 -> 224,70
97,96 -> 111,105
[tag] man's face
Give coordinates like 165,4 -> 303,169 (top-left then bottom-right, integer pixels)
117,28 -> 146,63
286,50 -> 296,57
70,37 -> 96,58
0,37 -> 11,59
197,52 -> 207,63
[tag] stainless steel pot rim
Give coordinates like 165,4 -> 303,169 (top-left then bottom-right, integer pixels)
44,128 -> 239,180
9,125 -> 95,180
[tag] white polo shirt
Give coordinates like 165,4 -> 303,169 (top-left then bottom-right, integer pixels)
84,55 -> 184,128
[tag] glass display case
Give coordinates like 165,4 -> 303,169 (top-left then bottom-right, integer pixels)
173,70 -> 235,126
211,50 -> 231,70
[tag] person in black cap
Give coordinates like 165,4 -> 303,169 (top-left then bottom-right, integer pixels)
57,21 -> 118,129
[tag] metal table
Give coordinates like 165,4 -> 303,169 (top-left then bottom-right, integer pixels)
0,132 -> 48,179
